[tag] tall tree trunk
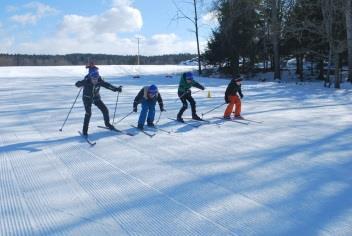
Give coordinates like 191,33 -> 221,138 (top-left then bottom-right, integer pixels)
271,0 -> 281,80
296,55 -> 304,81
318,59 -> 324,80
193,0 -> 202,75
334,53 -> 341,88
346,0 -> 352,83
233,53 -> 240,76
322,0 -> 333,87
325,47 -> 333,87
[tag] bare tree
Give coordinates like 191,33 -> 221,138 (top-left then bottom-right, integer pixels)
172,0 -> 203,75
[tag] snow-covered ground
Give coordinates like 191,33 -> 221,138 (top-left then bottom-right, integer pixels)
0,65 -> 351,236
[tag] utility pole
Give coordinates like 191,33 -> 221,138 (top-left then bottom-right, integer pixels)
137,37 -> 140,65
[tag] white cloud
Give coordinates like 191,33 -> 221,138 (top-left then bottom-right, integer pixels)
143,33 -> 199,55
6,5 -> 18,13
112,0 -> 133,7
8,0 -> 203,55
0,37 -> 15,53
57,0 -> 142,38
201,11 -> 219,26
10,2 -> 58,25
11,14 -> 38,25
16,32 -> 204,55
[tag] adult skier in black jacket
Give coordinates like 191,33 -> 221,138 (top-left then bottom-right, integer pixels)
75,68 -> 122,135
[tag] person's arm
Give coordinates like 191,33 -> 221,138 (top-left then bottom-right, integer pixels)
133,88 -> 144,111
100,77 -> 122,92
192,81 -> 205,90
75,77 -> 88,87
238,85 -> 243,98
224,82 -> 232,103
157,93 -> 165,111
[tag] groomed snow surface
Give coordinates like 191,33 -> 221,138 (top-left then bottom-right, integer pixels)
0,65 -> 351,236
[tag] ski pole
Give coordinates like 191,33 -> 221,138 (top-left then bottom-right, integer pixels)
201,102 -> 226,118
112,92 -> 120,124
114,111 -> 134,124
174,89 -> 201,102
155,110 -> 162,125
59,87 -> 82,132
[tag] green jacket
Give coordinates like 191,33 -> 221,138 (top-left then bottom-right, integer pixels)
178,73 -> 204,94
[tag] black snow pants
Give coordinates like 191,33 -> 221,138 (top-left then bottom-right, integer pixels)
83,98 -> 110,135
177,92 -> 196,118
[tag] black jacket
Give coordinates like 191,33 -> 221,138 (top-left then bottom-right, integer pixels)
76,75 -> 117,100
133,86 -> 164,110
225,79 -> 243,99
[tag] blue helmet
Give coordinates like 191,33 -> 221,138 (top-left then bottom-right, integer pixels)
88,66 -> 98,74
185,72 -> 193,80
148,84 -> 158,95
89,68 -> 99,79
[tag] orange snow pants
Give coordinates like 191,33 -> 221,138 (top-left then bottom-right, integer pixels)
224,95 -> 241,117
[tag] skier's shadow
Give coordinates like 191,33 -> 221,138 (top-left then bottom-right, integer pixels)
0,136 -> 80,154
158,119 -> 222,133
0,129 -> 125,154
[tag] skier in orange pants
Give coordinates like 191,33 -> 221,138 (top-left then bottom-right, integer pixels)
224,77 -> 243,119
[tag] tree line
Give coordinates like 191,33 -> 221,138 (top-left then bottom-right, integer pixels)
203,0 -> 352,88
0,53 -> 197,67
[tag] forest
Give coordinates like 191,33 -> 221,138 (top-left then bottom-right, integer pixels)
203,0 -> 352,88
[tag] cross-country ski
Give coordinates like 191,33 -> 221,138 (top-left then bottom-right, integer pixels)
97,125 -> 135,136
130,125 -> 156,138
78,131 -> 96,146
168,117 -> 202,128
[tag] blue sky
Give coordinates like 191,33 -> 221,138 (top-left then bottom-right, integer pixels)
0,0 -> 217,55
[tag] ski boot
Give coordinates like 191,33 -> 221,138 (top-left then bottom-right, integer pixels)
192,114 -> 203,121
177,116 -> 184,123
137,124 -> 144,130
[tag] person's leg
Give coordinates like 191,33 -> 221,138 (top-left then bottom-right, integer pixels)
138,99 -> 148,128
233,96 -> 242,117
177,95 -> 188,120
147,101 -> 156,126
83,99 -> 92,135
187,95 -> 200,119
94,99 -> 112,127
224,96 -> 236,117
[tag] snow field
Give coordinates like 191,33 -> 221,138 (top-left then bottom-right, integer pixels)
0,65 -> 351,235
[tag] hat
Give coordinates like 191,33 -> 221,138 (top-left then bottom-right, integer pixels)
185,72 -> 193,80
234,78 -> 242,82
148,84 -> 158,94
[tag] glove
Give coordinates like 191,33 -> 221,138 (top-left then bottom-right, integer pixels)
240,94 -> 244,99
186,89 -> 191,94
133,107 -> 137,113
75,81 -> 83,88
113,86 -> 122,92
201,85 -> 205,90
225,95 -> 229,104
160,107 -> 166,112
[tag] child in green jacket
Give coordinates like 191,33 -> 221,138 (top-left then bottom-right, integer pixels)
177,72 -> 205,122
